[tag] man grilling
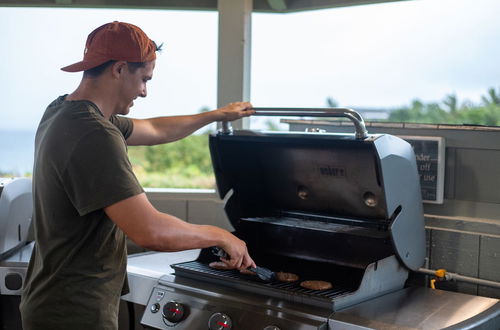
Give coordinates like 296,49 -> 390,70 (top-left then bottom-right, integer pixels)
20,21 -> 255,330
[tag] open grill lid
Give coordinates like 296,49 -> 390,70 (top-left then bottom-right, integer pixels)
209,108 -> 426,271
210,132 -> 388,220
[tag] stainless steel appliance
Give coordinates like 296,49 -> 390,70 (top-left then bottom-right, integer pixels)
0,177 -> 32,295
140,109 -> 500,330
0,177 -> 33,330
0,178 -> 32,259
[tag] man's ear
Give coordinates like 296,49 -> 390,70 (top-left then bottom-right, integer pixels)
111,61 -> 128,79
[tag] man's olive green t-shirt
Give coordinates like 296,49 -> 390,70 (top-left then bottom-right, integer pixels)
20,96 -> 144,330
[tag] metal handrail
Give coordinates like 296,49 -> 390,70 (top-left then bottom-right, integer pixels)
220,107 -> 369,139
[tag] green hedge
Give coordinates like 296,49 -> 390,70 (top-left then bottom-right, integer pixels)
128,134 -> 215,189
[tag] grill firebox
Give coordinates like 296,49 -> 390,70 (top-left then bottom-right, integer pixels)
172,260 -> 354,308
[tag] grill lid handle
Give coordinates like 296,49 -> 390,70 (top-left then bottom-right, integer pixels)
220,107 -> 369,139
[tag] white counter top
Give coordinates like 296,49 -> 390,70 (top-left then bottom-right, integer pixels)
0,241 -> 34,266
123,249 -> 200,305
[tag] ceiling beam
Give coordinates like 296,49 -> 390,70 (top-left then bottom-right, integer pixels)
0,0 -> 411,12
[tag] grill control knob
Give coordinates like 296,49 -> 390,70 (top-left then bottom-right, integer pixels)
263,326 -> 281,330
162,301 -> 186,323
150,303 -> 160,313
208,312 -> 232,330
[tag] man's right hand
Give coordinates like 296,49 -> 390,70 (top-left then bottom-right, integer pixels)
105,193 -> 256,269
218,233 -> 256,270
215,102 -> 255,122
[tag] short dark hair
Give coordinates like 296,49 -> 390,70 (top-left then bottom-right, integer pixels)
83,60 -> 115,77
82,60 -> 148,78
83,41 -> 163,78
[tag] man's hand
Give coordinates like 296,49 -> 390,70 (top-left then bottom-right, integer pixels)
218,232 -> 256,270
105,193 -> 257,270
216,102 -> 255,121
127,101 -> 255,146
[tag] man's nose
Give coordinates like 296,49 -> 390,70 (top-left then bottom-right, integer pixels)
140,86 -> 147,98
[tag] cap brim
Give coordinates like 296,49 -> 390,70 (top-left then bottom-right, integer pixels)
60,58 -> 110,72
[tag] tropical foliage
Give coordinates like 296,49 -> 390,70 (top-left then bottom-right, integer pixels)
386,87 -> 500,125
128,134 -> 215,189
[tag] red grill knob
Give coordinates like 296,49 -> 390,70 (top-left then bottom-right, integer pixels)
162,301 -> 186,323
208,312 -> 232,330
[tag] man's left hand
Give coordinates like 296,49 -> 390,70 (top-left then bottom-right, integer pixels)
216,102 -> 255,121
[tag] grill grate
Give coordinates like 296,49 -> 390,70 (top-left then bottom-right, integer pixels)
172,260 -> 354,304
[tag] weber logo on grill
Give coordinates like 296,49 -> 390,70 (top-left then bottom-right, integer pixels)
318,165 -> 346,177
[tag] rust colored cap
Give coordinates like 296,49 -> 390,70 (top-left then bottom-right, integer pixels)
61,21 -> 157,72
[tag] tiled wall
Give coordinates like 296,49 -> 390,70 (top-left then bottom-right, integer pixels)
425,216 -> 500,298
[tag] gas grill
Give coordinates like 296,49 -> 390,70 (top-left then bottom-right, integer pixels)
139,109 -> 499,329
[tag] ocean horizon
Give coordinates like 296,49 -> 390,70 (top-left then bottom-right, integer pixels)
0,129 -> 36,175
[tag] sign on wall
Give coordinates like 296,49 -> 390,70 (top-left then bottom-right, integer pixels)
399,136 -> 445,204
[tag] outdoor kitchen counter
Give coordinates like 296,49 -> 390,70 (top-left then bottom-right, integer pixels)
123,249 -> 200,306
330,286 -> 500,329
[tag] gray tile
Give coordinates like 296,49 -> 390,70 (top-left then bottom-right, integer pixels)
478,236 -> 500,298
187,199 -> 234,231
430,229 -> 480,295
425,228 -> 431,262
436,281 -> 478,296
454,148 -> 500,203
479,236 -> 500,281
150,199 -> 187,219
478,286 -> 500,299
425,215 -> 500,236
430,230 -> 479,276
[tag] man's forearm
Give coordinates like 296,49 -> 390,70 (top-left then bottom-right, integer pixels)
128,110 -> 222,146
127,102 -> 253,146
150,111 -> 222,143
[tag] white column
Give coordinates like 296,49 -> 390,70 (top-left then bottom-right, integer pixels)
217,0 -> 252,130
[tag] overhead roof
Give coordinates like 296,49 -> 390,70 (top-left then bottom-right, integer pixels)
0,0 -> 408,12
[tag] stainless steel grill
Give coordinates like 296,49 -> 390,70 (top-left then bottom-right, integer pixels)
140,108 -> 499,330
142,109 -> 500,330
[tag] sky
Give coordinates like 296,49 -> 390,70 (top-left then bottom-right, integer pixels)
0,0 -> 499,131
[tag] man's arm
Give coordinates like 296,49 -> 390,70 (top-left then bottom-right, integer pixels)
126,102 -> 254,146
104,193 -> 256,269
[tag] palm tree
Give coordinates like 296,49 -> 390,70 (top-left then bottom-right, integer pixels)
481,87 -> 500,106
443,94 -> 458,113
326,97 -> 338,108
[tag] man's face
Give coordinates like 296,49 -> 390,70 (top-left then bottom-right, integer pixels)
116,60 -> 155,115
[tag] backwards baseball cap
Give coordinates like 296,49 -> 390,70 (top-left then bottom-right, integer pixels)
61,21 -> 157,72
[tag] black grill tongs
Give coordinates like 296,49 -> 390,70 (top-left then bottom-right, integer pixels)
211,246 -> 276,282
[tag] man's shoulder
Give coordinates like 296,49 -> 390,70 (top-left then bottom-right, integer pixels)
37,97 -> 125,158
44,97 -> 120,134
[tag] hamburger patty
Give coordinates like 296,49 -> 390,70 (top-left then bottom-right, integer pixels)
300,280 -> 333,290
276,272 -> 299,282
208,261 -> 232,270
240,268 -> 257,276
